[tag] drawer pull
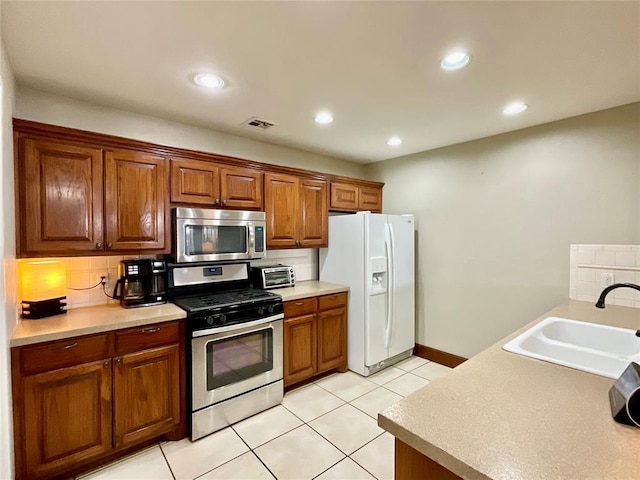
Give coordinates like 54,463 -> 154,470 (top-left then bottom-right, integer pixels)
61,342 -> 78,350
295,302 -> 304,306
140,327 -> 161,334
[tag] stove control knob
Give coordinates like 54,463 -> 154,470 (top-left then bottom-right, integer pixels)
258,306 -> 265,315
268,305 -> 275,314
205,316 -> 215,326
220,313 -> 227,323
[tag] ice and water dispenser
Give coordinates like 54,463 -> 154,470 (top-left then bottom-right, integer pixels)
369,256 -> 387,295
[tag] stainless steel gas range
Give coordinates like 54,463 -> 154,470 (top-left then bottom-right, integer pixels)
168,262 -> 283,440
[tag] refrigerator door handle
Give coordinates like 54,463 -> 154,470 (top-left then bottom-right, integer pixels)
384,223 -> 395,349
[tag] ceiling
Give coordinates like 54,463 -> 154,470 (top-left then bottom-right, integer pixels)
2,1 -> 639,164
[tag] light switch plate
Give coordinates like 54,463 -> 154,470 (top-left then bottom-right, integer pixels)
601,272 -> 615,288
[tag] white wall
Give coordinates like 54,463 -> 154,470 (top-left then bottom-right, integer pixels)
15,87 -> 366,179
0,34 -> 17,480
367,103 -> 640,358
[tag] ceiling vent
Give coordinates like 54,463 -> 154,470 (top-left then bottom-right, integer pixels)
242,117 -> 278,130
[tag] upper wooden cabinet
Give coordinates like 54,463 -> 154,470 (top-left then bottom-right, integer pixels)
105,150 -> 167,251
330,181 -> 383,213
265,173 -> 327,249
21,138 -> 104,254
14,120 -> 383,256
16,135 -> 169,256
170,157 -> 263,210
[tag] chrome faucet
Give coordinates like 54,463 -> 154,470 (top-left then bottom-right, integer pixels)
595,283 -> 640,308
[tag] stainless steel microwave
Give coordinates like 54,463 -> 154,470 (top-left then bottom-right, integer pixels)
173,208 -> 266,263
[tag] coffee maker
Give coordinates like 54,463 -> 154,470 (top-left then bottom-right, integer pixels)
113,259 -> 167,308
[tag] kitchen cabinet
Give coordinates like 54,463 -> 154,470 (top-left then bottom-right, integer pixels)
283,293 -> 348,388
265,173 -> 328,249
21,138 -> 104,254
170,157 -> 263,209
113,344 -> 180,448
22,360 -> 112,479
16,135 -> 169,256
14,120 -> 382,256
330,181 -> 383,213
11,322 -> 184,480
105,149 -> 167,251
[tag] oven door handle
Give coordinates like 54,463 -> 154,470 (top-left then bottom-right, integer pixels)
191,313 -> 284,337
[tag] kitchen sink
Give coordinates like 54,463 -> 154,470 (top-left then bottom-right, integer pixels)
503,317 -> 640,378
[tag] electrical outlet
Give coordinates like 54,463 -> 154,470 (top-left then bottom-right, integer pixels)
601,272 -> 615,288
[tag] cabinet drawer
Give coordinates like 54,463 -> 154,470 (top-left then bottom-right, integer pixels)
318,292 -> 348,311
20,333 -> 111,375
115,321 -> 180,355
284,297 -> 317,317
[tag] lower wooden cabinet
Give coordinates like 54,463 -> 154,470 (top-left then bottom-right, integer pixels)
11,321 -> 184,480
113,344 -> 180,448
283,293 -> 348,387
22,360 -> 112,479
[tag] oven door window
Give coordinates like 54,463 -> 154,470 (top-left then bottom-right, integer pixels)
206,328 -> 273,390
185,225 -> 247,256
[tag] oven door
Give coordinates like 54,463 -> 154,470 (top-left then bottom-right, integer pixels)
191,315 -> 283,412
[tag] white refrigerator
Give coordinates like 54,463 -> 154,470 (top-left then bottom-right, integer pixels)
319,212 -> 415,376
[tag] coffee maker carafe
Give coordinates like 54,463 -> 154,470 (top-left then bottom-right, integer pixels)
113,259 -> 167,308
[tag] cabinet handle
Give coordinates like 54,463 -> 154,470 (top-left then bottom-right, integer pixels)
295,302 -> 304,306
115,358 -> 122,366
140,327 -> 161,334
215,198 -> 220,205
96,242 -> 102,249
107,242 -> 113,249
222,199 -> 227,206
62,342 -> 78,350
103,360 -> 110,369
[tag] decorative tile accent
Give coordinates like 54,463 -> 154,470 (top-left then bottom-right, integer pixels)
569,245 -> 640,308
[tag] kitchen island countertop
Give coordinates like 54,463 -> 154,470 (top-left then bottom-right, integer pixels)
379,300 -> 640,480
10,303 -> 186,347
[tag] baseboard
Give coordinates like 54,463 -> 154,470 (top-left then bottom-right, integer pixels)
413,344 -> 467,368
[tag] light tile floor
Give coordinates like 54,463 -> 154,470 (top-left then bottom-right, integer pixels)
78,356 -> 452,480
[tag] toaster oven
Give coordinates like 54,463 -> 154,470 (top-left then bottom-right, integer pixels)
251,265 -> 295,290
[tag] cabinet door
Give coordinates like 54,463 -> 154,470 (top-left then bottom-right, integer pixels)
265,173 -> 299,248
220,166 -> 263,209
105,150 -> 168,251
317,307 -> 347,373
283,314 -> 317,387
22,138 -> 104,254
113,344 -> 180,448
358,186 -> 383,212
330,182 -> 358,211
170,157 -> 220,206
299,179 -> 328,248
23,359 -> 112,478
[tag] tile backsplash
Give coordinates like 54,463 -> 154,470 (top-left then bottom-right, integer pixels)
569,245 -> 640,308
250,248 -> 318,283
17,249 -> 319,311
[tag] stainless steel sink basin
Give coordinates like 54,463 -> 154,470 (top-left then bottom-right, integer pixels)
503,317 -> 640,378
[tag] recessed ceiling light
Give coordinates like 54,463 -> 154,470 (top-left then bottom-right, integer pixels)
193,73 -> 225,89
440,51 -> 471,71
503,102 -> 528,115
314,111 -> 334,124
387,136 -> 403,146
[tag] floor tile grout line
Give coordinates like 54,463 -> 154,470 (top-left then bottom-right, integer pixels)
229,427 -> 279,480
158,442 -> 177,480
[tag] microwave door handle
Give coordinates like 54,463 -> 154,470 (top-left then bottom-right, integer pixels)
248,222 -> 255,255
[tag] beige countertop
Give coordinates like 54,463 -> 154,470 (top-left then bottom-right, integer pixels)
379,300 -> 640,480
274,280 -> 349,302
10,303 -> 186,347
